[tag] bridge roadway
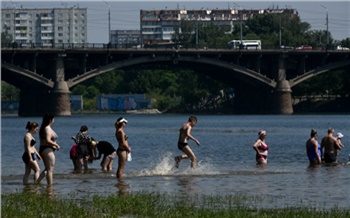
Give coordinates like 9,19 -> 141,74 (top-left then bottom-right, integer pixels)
1,47 -> 350,116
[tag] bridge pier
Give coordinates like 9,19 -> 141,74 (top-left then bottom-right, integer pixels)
48,56 -> 71,116
49,81 -> 71,116
273,80 -> 293,114
273,55 -> 293,114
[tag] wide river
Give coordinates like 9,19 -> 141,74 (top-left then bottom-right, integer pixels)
1,114 -> 350,209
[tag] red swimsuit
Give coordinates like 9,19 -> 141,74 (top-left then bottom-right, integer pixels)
256,141 -> 268,160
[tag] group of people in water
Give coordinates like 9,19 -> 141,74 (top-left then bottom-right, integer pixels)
22,113 -> 346,186
306,128 -> 345,165
22,113 -> 131,185
252,127 -> 346,166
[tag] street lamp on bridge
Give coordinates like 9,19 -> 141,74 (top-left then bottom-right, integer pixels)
232,3 -> 243,47
104,0 -> 111,44
320,5 -> 329,49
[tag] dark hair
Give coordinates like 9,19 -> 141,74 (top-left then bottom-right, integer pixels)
39,113 -> 55,139
115,117 -> 124,129
311,129 -> 317,137
26,121 -> 39,131
328,128 -> 334,134
80,125 -> 88,132
188,115 -> 197,123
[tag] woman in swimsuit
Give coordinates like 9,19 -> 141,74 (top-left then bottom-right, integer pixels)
253,130 -> 268,165
306,129 -> 321,165
22,121 -> 42,184
174,115 -> 200,169
37,113 -> 60,185
115,117 -> 131,182
75,125 -> 94,171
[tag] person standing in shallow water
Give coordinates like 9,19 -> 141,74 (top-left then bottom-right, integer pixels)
306,129 -> 322,165
22,121 -> 42,184
75,125 -> 94,171
174,115 -> 200,169
321,128 -> 342,164
253,130 -> 268,165
115,117 -> 131,182
37,113 -> 60,185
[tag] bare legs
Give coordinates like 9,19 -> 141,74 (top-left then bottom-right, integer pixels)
117,151 -> 127,182
37,148 -> 55,185
175,146 -> 197,169
23,160 -> 40,185
101,156 -> 113,172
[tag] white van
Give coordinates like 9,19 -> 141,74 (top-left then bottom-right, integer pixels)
227,40 -> 262,50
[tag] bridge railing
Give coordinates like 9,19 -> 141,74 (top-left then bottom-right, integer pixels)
1,42 -> 343,51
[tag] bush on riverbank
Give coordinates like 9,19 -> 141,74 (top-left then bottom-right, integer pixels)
2,191 -> 350,217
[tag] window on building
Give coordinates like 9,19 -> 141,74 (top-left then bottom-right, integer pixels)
58,33 -> 63,37
58,13 -> 63,18
58,26 -> 63,31
5,14 -> 11,18
58,20 -> 63,24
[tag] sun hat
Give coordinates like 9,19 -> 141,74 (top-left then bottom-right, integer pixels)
258,130 -> 266,137
336,132 -> 344,139
119,118 -> 128,123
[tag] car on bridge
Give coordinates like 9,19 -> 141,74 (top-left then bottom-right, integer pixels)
295,45 -> 312,50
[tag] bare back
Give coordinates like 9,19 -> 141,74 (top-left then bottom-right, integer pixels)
321,136 -> 337,153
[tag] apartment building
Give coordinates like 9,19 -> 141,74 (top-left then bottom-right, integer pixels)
140,8 -> 299,45
110,30 -> 141,48
1,7 -> 87,46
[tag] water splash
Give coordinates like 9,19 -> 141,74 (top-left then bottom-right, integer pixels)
137,152 -> 220,177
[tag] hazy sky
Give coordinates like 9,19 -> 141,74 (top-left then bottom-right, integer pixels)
2,1 -> 349,43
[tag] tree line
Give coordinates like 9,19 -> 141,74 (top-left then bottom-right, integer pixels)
2,13 -> 349,112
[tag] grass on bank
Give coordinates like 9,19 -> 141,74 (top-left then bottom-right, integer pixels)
2,191 -> 350,218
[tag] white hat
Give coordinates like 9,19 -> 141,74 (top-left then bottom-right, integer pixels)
119,118 -> 128,123
336,132 -> 344,138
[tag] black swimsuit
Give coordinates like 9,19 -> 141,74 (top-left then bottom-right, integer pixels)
178,142 -> 188,151
116,134 -> 128,153
22,139 -> 36,164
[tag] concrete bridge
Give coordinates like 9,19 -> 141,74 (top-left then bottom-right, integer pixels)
2,46 -> 350,116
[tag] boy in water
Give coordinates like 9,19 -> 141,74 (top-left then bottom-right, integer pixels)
174,115 -> 200,169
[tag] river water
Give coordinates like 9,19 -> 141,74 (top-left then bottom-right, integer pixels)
1,114 -> 350,209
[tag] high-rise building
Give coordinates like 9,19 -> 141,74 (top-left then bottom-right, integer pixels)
140,8 -> 299,46
1,7 -> 87,47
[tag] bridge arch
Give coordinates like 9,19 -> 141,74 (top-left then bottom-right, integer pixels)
66,55 -> 277,89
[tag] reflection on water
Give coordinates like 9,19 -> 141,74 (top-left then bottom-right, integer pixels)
177,177 -> 195,195
22,184 -> 55,199
115,181 -> 131,196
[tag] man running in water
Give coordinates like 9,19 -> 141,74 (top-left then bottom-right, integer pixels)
174,115 -> 200,169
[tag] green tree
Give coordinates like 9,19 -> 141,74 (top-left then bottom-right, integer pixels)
1,82 -> 19,100
1,27 -> 13,47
